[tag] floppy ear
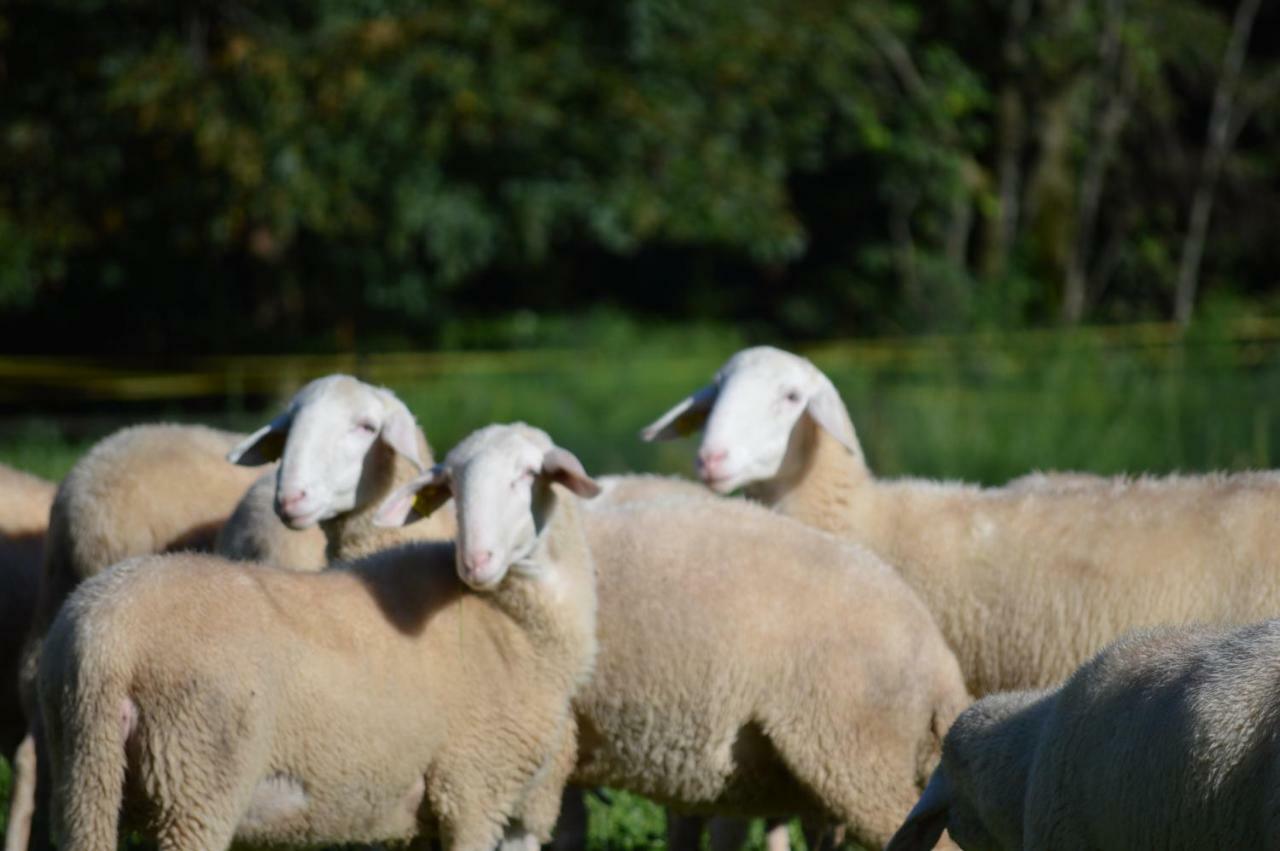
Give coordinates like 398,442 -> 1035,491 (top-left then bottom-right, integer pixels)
541,447 -> 601,498
227,413 -> 291,466
377,390 -> 425,471
640,383 -> 719,442
885,770 -> 952,851
805,378 -> 860,456
373,465 -> 452,527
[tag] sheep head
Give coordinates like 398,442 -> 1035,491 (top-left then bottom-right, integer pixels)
375,423 -> 599,591
642,346 -> 860,494
227,374 -> 424,529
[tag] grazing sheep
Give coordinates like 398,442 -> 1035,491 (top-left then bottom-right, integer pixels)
39,424 -> 600,851
383,441 -> 971,851
0,465 -> 54,851
225,374 -> 455,561
214,470 -> 327,570
643,346 -> 1280,697
888,619 -> 1280,851
15,423 -> 267,851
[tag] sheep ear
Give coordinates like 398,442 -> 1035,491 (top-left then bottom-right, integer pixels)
885,771 -> 952,851
640,384 -> 719,442
373,465 -> 452,527
227,414 -> 291,466
805,381 -> 860,456
377,390 -> 425,471
541,448 -> 601,499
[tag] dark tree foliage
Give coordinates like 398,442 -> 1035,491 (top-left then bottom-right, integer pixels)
1,0 -> 1278,353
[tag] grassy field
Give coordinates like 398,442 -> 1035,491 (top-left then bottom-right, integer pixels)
2,327 -> 1279,849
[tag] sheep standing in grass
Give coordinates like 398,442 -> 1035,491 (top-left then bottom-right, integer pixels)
0,464 -> 55,851
14,423 -> 269,851
888,619 -> 1280,851
644,346 -> 1280,697
384,431 -> 971,851
40,423 -> 600,851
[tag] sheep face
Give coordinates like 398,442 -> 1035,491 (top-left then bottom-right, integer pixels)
888,692 -> 1043,851
375,424 -> 599,590
642,346 -> 859,494
227,375 -> 424,529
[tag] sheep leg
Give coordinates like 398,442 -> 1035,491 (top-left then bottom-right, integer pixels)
666,813 -> 705,851
707,816 -> 750,851
762,819 -> 791,851
3,733 -> 36,851
547,787 -> 587,851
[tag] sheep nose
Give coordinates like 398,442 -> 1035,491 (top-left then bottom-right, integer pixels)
466,549 -> 493,573
697,447 -> 729,478
278,490 -> 308,513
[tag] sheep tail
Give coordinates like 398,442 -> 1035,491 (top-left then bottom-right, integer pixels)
41,611 -> 134,851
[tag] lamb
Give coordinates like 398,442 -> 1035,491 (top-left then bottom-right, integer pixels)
643,345 -> 1280,697
14,423 -> 269,851
213,471 -> 327,570
887,619 -> 1280,851
381,430 -> 971,851
224,374 -> 456,561
39,423 -> 600,851
0,464 -> 55,851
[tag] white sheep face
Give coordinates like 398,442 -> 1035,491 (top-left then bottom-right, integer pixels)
374,424 -> 599,591
643,346 -> 859,494
227,375 -> 424,529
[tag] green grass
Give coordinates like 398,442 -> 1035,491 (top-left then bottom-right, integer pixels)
2,330 -> 1279,849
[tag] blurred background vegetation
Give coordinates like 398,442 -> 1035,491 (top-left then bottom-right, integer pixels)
4,0 -> 1280,353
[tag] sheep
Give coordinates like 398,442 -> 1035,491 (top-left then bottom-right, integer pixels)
382,437 -> 971,851
887,618 -> 1280,851
14,423 -> 269,851
39,423 -> 600,851
0,464 -> 55,851
224,374 -> 456,561
643,345 -> 1280,698
214,470 -> 327,570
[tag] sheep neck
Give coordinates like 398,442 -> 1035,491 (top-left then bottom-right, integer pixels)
745,415 -> 873,538
323,430 -> 450,562
486,484 -> 597,684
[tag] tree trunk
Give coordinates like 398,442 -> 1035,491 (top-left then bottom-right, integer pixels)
1063,0 -> 1131,323
982,0 -> 1034,279
1173,0 -> 1261,327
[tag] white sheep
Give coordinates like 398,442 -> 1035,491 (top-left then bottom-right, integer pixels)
381,430 -> 971,851
0,464 -> 55,851
224,374 -> 455,561
643,345 -> 1280,697
39,423 -> 600,851
888,619 -> 1280,850
213,470 -> 327,570
16,423 -> 270,851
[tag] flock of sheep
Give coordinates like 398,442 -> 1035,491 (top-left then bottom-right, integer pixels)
0,345 -> 1278,851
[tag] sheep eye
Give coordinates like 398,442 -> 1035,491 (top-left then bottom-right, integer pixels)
355,420 -> 378,434
784,390 -> 802,404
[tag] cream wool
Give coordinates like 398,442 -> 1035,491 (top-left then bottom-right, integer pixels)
15,423 -> 269,851
213,471 -> 327,570
889,620 -> 1280,851
40,425 -> 599,851
645,346 -> 1280,697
